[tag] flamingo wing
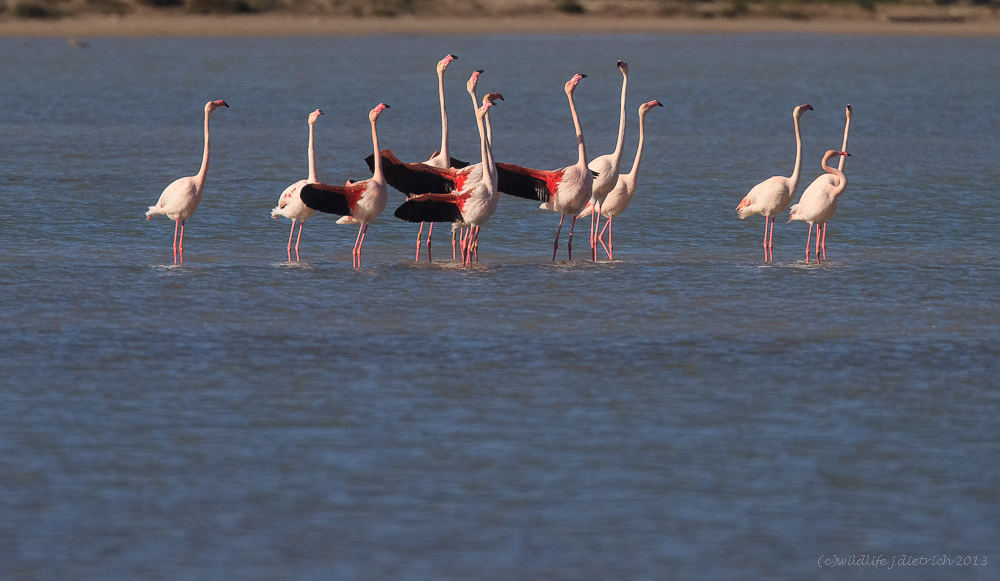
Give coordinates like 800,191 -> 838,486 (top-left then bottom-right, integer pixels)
393,193 -> 467,223
365,148 -> 460,195
495,163 -> 555,203
300,182 -> 367,216
449,156 -> 470,169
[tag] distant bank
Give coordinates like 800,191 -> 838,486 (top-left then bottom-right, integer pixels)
2,10 -> 1000,37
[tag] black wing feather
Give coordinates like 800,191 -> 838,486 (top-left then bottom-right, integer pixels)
300,183 -> 352,216
365,151 -> 458,196
496,163 -> 551,203
394,199 -> 463,223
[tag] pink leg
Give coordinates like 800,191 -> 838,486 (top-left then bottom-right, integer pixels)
286,220 -> 296,262
355,224 -> 369,269
415,223 -> 424,261
452,229 -> 457,260
820,223 -> 827,260
172,218 -> 180,265
767,217 -> 775,262
608,218 -> 614,261
427,223 -> 435,262
552,215 -> 565,261
597,217 -> 611,259
593,210 -> 601,262
295,221 -> 304,261
352,224 -> 364,269
815,223 -> 821,259
474,226 -> 479,263
568,216 -> 579,261
178,219 -> 185,265
762,216 -> 769,262
805,224 -> 813,264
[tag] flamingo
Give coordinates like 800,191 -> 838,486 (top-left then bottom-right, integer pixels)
490,74 -> 592,261
299,104 -> 390,269
145,99 -> 229,265
394,101 -> 499,267
787,150 -> 851,263
585,60 -> 629,260
271,109 -> 323,262
582,99 -> 662,261
812,104 -> 853,259
735,103 -> 812,262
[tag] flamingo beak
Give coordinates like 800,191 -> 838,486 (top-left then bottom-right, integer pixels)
801,104 -> 813,111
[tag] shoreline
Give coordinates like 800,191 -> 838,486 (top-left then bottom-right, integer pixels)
2,13 -> 1000,38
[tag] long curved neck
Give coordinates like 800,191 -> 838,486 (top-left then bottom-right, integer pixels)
477,112 -> 494,191
628,111 -> 647,180
307,121 -> 317,183
437,70 -> 449,162
822,155 -> 847,193
788,113 -> 804,192
611,72 -> 628,165
195,108 -> 211,190
838,116 -> 851,172
370,117 -> 384,184
568,90 -> 587,168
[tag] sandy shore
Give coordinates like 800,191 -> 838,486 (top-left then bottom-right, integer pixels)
2,12 -> 1000,38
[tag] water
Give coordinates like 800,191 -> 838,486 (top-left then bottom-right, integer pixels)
1,34 -> 998,579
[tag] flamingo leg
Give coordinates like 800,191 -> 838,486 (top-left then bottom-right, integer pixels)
598,216 -> 611,260
178,219 -> 185,265
295,221 -> 304,262
762,216 -> 769,261
820,224 -> 827,260
172,218 -> 180,265
609,218 -> 614,261
355,224 -> 369,269
415,222 -> 424,262
767,217 -> 775,263
552,215 -> 565,261
567,216 -> 577,261
815,223 -> 821,260
593,210 -> 602,262
473,226 -> 480,263
427,223 -> 434,262
286,220 -> 296,262
353,223 -> 364,269
805,224 -> 813,264
452,229 -> 457,260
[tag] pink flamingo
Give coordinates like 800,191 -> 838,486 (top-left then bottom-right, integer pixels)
299,104 -> 390,269
787,149 -> 851,263
586,60 -> 629,261
811,104 -> 853,259
271,109 -> 323,261
145,100 -> 228,265
500,74 -> 592,261
582,99 -> 662,260
735,103 -> 812,262
394,101 -> 499,267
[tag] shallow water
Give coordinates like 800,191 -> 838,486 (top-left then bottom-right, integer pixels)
1,35 -> 998,579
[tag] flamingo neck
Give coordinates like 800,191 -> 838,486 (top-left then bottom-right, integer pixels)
437,70 -> 449,163
568,90 -> 587,168
370,117 -> 384,185
307,121 -> 317,183
788,112 -> 804,193
195,108 -> 212,191
838,116 -> 851,172
611,71 -> 628,166
628,110 -> 648,180
822,155 -> 847,194
477,111 -> 495,192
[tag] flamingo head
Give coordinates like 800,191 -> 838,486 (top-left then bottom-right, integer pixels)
308,109 -> 323,124
823,150 -> 850,163
639,100 -> 663,115
565,73 -> 586,94
845,104 -> 853,119
617,60 -> 629,75
477,102 -> 495,119
467,70 -> 484,94
438,54 -> 457,73
795,103 -> 813,117
206,100 -> 229,113
370,103 -> 389,122
483,92 -> 504,106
